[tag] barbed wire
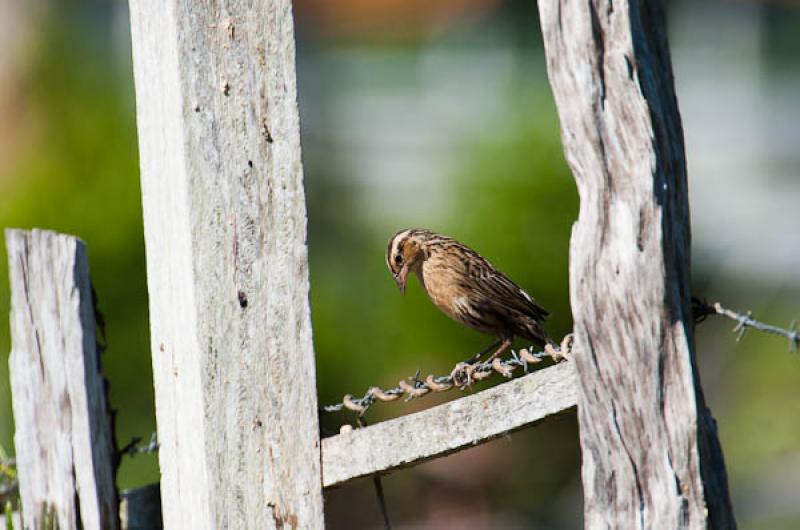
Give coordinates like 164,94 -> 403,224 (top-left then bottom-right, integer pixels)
118,432 -> 159,458
322,336 -> 574,416
324,301 -> 799,417
693,298 -> 799,352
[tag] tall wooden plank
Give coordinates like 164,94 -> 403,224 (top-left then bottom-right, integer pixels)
127,1 -> 324,528
5,229 -> 119,530
537,2 -> 735,528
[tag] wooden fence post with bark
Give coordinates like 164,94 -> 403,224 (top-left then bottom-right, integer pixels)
537,1 -> 736,528
5,229 -> 119,530
128,0 -> 325,528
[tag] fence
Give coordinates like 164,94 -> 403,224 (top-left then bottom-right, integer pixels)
2,1 -> 747,528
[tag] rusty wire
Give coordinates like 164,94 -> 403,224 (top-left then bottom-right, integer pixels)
322,336 -> 573,416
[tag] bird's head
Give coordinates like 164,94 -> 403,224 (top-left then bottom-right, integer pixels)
386,228 -> 430,294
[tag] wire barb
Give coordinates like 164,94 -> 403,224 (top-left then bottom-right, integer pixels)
119,432 -> 159,458
693,298 -> 800,353
322,339 -> 571,416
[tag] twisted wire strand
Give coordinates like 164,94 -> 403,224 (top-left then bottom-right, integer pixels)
322,339 -> 571,416
694,299 -> 800,352
325,300 -> 800,417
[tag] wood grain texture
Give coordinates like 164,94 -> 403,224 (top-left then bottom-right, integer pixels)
128,1 -> 324,528
322,362 -> 577,488
537,1 -> 735,528
5,229 -> 119,530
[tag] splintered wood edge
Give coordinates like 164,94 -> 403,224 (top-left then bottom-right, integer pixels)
321,361 -> 577,488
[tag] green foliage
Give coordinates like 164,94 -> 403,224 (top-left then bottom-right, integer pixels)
1,418 -> 17,528
4,500 -> 13,530
0,445 -> 14,484
447,94 -> 576,340
0,9 -> 157,489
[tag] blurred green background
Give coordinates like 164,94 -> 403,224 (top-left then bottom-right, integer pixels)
1,0 -> 799,528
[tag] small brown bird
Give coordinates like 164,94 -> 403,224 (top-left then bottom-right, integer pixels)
386,228 -> 552,363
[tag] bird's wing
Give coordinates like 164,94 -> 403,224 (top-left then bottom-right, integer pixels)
463,254 -> 549,322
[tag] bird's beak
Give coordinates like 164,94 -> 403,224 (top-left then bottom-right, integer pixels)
394,265 -> 409,295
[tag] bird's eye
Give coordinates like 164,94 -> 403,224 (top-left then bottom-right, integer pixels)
394,254 -> 403,265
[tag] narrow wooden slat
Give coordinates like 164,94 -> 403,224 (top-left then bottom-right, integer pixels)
5,228 -> 118,530
322,362 -> 577,488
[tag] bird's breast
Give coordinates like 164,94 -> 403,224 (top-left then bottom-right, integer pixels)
418,259 -> 469,320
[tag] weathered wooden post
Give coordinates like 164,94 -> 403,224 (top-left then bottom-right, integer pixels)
128,0 -> 324,528
537,1 -> 736,528
5,229 -> 119,530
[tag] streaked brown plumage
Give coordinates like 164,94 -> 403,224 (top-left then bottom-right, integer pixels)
386,228 -> 552,362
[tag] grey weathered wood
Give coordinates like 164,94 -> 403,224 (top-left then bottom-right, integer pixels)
537,2 -> 736,528
128,1 -> 324,528
322,362 -> 577,488
5,229 -> 119,530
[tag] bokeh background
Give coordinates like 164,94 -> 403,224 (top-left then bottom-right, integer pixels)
1,0 -> 799,528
